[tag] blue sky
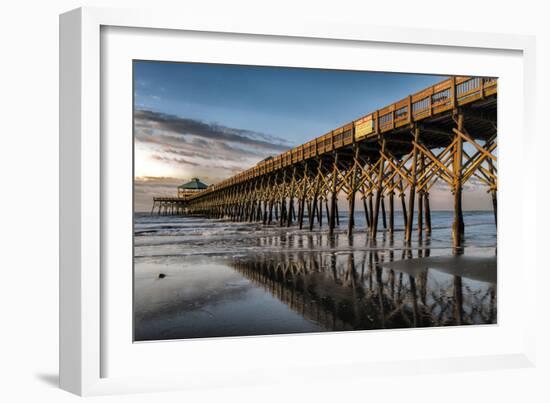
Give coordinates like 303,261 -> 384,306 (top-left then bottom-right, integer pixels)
133,61 -> 491,212
134,61 -> 443,148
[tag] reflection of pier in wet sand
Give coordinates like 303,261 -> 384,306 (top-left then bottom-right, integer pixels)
133,212 -> 497,340
230,245 -> 496,332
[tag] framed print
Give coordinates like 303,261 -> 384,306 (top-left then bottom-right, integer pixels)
60,7 -> 536,396
133,64 -> 497,342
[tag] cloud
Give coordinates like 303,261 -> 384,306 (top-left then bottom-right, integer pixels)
151,154 -> 201,167
135,109 -> 290,152
134,176 -> 181,211
133,110 -> 293,209
135,110 -> 289,169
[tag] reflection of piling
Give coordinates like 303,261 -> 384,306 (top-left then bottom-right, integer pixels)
233,255 -> 355,332
453,275 -> 464,325
408,275 -> 419,327
228,239 -> 495,333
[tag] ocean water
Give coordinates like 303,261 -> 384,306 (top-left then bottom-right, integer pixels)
134,210 -> 497,341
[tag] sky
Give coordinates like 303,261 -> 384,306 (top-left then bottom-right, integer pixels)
134,61 -> 492,212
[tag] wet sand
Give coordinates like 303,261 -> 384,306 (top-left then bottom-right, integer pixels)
135,257 -> 325,340
134,211 -> 497,341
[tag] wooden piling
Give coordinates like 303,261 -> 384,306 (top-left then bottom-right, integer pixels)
257,202 -> 263,221
453,112 -> 465,248
329,153 -> 339,235
309,176 -> 319,231
381,197 -> 387,229
368,193 -> 374,232
406,126 -> 420,244
417,190 -> 423,238
424,191 -> 432,235
400,189 -> 407,229
372,141 -> 386,238
279,171 -> 287,227
306,199 -> 313,229
489,160 -> 497,227
299,164 -> 308,229
319,198 -> 324,227
347,194 -> 355,236
347,147 -> 360,237
417,156 -> 424,237
363,197 -> 371,228
280,198 -> 286,227
491,190 -> 497,227
388,190 -> 394,234
287,168 -> 296,227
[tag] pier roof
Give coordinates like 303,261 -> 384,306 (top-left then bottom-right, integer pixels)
178,178 -> 208,190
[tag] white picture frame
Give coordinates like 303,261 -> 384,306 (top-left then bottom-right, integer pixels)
60,6 -> 537,396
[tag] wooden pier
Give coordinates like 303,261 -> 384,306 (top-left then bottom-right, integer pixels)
153,76 -> 497,246
151,197 -> 188,216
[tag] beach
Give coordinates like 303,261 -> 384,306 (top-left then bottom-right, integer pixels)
134,210 -> 496,341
